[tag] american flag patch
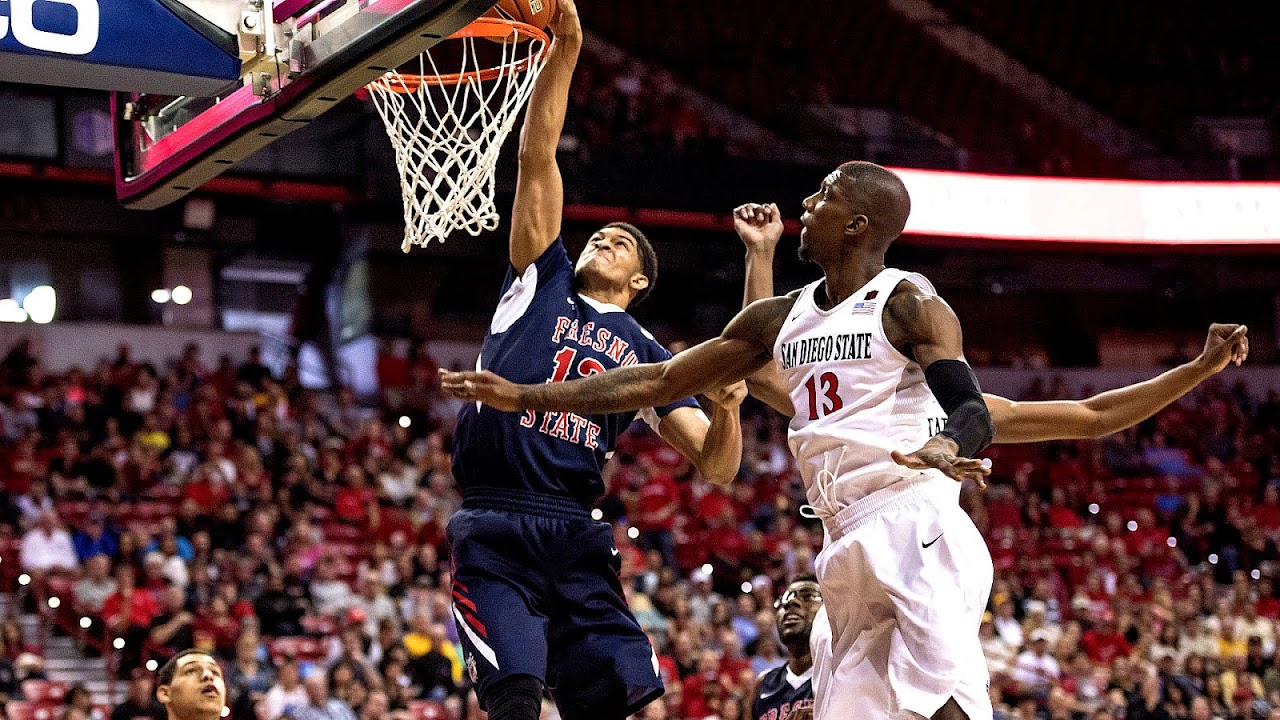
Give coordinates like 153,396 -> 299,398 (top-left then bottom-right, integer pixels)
851,301 -> 876,314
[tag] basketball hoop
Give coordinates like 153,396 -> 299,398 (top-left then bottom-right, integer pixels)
367,17 -> 551,251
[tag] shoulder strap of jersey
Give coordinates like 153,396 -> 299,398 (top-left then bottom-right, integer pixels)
772,278 -> 822,349
885,267 -> 937,297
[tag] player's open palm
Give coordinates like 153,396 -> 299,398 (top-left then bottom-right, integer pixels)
733,202 -> 784,254
440,369 -> 522,412
1196,323 -> 1248,373
892,436 -> 991,489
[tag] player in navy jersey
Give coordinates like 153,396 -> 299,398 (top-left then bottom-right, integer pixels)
746,577 -> 821,720
445,3 -> 746,720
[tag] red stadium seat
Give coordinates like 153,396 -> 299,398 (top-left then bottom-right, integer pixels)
4,701 -> 60,720
20,680 -> 67,703
408,701 -> 448,720
269,636 -> 325,661
300,615 -> 338,636
322,523 -> 366,542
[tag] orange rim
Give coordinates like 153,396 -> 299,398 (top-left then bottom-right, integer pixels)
368,17 -> 549,91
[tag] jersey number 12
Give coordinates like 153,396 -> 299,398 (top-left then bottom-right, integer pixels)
804,372 -> 843,420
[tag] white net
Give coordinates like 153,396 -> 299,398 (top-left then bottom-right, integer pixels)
368,24 -> 549,252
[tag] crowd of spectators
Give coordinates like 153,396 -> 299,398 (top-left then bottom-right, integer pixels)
0,334 -> 1277,720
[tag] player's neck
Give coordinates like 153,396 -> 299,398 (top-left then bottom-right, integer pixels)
817,251 -> 886,308
579,286 -> 632,312
786,650 -> 813,676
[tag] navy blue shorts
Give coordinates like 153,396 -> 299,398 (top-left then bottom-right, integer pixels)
447,492 -> 663,719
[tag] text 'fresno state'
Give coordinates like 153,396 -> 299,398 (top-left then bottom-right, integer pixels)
517,316 -> 644,449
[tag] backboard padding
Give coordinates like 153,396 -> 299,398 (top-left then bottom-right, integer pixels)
113,0 -> 495,209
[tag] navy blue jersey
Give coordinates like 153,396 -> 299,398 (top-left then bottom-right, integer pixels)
751,664 -> 813,720
452,238 -> 698,507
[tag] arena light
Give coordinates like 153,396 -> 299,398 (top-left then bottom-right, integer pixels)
398,416 -> 411,429
22,285 -> 55,324
1167,537 -> 1177,548
1087,503 -> 1100,515
17,573 -> 30,586
1126,520 -> 1138,532
222,706 -> 231,718
47,596 -> 60,609
80,617 -> 92,629
1208,554 -> 1219,565
151,288 -> 171,304
701,563 -> 713,575
741,582 -> 753,594
171,285 -> 193,305
113,637 -> 125,649
146,659 -> 158,672
0,299 -> 27,323
894,168 -> 1280,245
627,527 -> 639,540
590,509 -> 603,521
1253,570 -> 1262,580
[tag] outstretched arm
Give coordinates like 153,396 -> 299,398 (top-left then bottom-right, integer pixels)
988,324 -> 1249,444
441,297 -> 792,414
508,0 -> 581,273
885,286 -> 993,485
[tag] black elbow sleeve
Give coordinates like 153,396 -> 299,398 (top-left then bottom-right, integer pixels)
924,359 -> 995,457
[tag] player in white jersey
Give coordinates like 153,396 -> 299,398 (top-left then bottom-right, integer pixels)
730,200 -> 1250,720
443,161 -> 1000,720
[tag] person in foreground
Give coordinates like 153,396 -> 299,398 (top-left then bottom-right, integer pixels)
156,650 -> 226,720
445,160 -> 999,720
729,202 -> 1250,720
445,2 -> 746,720
745,576 -> 822,720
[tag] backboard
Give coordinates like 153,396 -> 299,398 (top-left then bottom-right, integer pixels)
104,0 -> 494,209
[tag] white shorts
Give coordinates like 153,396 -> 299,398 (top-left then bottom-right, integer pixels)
811,474 -> 993,720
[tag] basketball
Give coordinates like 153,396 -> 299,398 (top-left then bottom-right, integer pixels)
484,0 -> 558,31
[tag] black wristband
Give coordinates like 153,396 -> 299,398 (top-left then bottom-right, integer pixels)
924,359 -> 995,457
938,398 -> 995,457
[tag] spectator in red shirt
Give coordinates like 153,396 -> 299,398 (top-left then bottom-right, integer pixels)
101,567 -> 160,678
193,595 -> 241,656
183,464 -> 231,512
335,466 -> 377,523
1081,615 -> 1133,665
633,468 -> 679,569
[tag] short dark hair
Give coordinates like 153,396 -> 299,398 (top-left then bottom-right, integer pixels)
605,222 -> 658,306
157,649 -> 217,687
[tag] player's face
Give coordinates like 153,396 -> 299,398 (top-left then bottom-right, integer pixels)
158,653 -> 226,719
799,171 -> 858,262
574,226 -> 646,292
774,581 -> 822,643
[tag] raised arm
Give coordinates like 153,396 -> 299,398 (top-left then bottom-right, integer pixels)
508,0 -> 581,273
732,202 -> 796,416
441,296 -> 793,414
987,324 -> 1249,444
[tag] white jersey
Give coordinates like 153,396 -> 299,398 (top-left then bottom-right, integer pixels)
773,268 -> 948,510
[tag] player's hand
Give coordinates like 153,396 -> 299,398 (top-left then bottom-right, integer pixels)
703,381 -> 747,409
789,710 -> 813,720
549,0 -> 581,43
733,203 -> 784,254
891,435 -> 992,489
1194,323 -> 1248,374
439,370 -> 523,412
